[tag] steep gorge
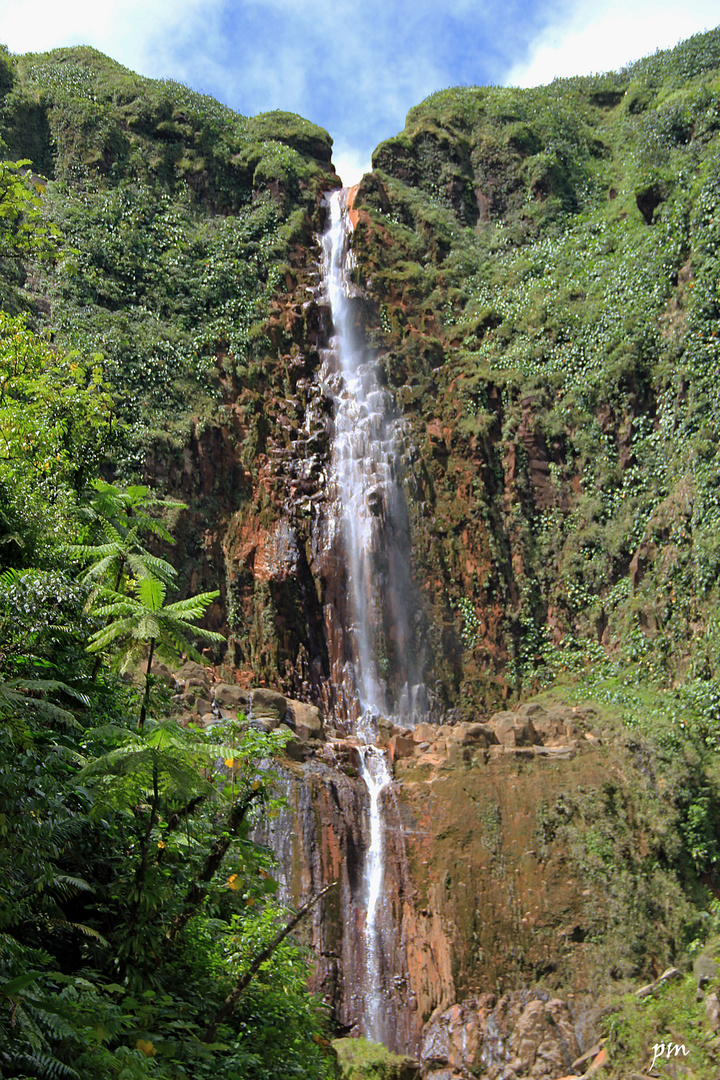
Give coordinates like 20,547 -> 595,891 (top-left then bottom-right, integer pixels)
4,29 -> 720,1079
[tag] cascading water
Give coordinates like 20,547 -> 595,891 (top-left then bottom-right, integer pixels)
318,188 -> 424,731
359,747 -> 391,1043
317,187 -> 422,1046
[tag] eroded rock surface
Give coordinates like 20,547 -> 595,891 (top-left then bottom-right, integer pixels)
421,992 -> 580,1080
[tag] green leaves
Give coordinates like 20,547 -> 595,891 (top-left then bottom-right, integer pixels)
86,578 -> 222,664
0,159 -> 60,261
0,311 -> 115,496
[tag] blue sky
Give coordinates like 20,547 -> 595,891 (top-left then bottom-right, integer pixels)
2,0 -> 719,182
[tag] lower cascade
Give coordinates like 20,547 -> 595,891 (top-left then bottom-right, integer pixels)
358,746 -> 391,1043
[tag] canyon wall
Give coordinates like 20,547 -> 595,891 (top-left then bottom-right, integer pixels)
5,34 -> 720,1075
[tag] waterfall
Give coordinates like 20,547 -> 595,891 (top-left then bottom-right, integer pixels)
318,188 -> 423,729
317,187 -> 421,1046
359,745 -> 391,1043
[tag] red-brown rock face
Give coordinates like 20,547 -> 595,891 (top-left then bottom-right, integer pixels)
256,701 -> 670,1063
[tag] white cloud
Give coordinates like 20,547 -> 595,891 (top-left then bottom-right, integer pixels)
332,142 -> 372,187
0,0 -> 216,79
507,1 -> 719,87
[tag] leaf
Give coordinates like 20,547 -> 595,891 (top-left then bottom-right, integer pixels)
0,971 -> 44,997
136,576 -> 165,612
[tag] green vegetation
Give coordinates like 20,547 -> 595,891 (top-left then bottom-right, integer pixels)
600,958 -> 720,1078
5,25 -> 720,1078
0,338 -> 335,1076
354,26 -> 720,715
0,49 -> 337,1080
333,1037 -> 415,1079
0,42 -> 333,469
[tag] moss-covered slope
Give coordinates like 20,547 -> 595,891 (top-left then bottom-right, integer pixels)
0,43 -> 335,458
352,27 -> 720,712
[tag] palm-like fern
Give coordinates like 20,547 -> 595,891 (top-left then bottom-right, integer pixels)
88,576 -> 223,727
68,478 -> 184,597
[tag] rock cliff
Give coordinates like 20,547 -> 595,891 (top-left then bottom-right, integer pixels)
5,30 -> 720,1078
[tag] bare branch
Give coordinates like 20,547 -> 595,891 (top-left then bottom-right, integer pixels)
202,881 -> 337,1043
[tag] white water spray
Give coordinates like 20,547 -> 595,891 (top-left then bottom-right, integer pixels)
318,187 -> 412,1043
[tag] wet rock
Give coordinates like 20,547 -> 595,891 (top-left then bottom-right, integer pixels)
378,717 -> 396,745
249,715 -> 273,733
421,992 -> 579,1080
278,722 -> 308,761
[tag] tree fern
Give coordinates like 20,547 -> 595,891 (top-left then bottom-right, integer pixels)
87,577 -> 223,728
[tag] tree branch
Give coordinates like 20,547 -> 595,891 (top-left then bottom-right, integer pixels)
202,881 -> 337,1043
161,787 -> 262,956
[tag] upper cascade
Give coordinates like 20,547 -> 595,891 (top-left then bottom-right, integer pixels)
316,187 -> 426,734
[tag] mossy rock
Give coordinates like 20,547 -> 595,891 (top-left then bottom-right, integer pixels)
332,1038 -> 420,1080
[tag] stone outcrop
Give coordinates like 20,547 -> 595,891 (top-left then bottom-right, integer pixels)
421,992 -> 580,1080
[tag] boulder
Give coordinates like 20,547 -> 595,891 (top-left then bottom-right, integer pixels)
388,733 -> 415,762
460,722 -> 497,747
278,722 -> 307,762
194,697 -> 213,719
214,683 -> 251,712
248,716 -> 272,733
174,660 -> 211,693
413,721 -> 439,743
516,702 -> 546,719
706,992 -> 720,1031
150,661 -> 176,687
421,993 -> 579,1080
286,700 -> 324,741
250,688 -> 287,725
490,713 -> 539,747
377,717 -> 395,746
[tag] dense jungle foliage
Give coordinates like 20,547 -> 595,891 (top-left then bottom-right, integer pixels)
356,27 -> 720,707
0,43 -> 337,1080
4,24 -> 720,1080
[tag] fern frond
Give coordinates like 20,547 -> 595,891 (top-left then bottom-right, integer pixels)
39,918 -> 109,948
4,1050 -> 81,1080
